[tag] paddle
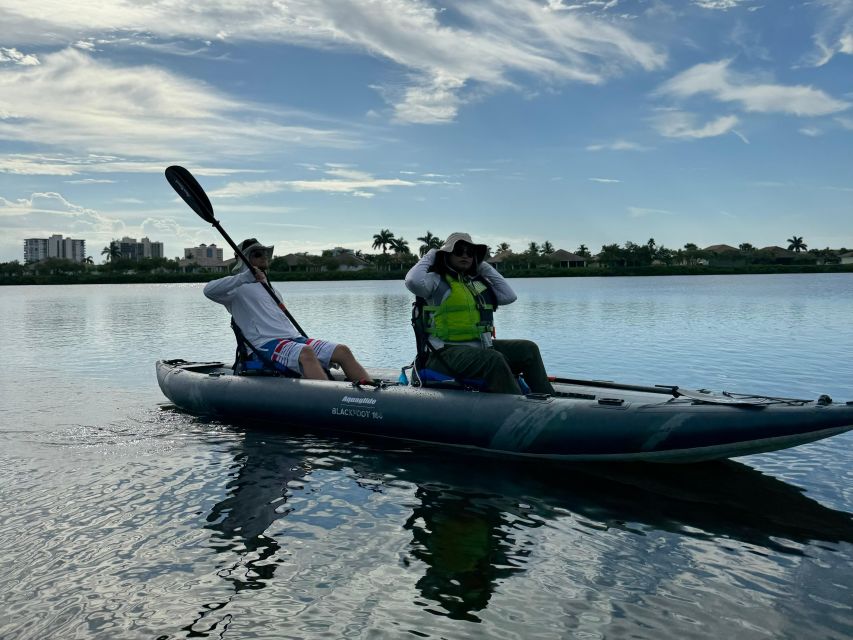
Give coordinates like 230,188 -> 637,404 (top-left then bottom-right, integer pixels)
165,165 -> 308,338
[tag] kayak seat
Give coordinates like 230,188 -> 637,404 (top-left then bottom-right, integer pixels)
415,367 -> 487,389
231,320 -> 291,377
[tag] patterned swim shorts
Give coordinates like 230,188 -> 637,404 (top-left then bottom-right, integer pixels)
257,337 -> 338,376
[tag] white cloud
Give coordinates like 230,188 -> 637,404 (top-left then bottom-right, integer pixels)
654,111 -> 739,139
732,129 -> 750,144
588,177 -> 621,183
837,116 -> 853,130
809,1 -> 853,66
209,181 -> 294,199
799,127 -> 822,137
586,140 -> 647,151
0,153 -> 268,177
210,167 -> 417,198
0,0 -> 665,125
0,192 -> 126,249
0,49 -> 357,166
657,59 -> 849,116
628,206 -> 675,217
0,47 -> 39,66
693,0 -> 751,9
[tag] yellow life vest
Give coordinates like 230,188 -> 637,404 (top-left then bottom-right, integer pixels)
425,275 -> 494,342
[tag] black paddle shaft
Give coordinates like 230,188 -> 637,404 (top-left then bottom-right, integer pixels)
165,165 -> 308,338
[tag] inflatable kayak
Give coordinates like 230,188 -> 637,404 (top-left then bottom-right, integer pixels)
156,360 -> 853,463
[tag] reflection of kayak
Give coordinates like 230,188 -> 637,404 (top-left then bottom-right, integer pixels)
155,360 -> 853,463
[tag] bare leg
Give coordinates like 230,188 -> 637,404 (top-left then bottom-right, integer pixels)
331,345 -> 370,382
299,347 -> 328,380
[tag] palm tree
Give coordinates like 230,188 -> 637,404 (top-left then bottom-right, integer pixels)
541,241 -> 555,255
101,243 -> 121,262
738,243 -> 755,253
372,229 -> 395,254
496,242 -> 511,253
416,231 -> 443,257
787,236 -> 807,252
389,237 -> 410,254
526,241 -> 540,255
576,244 -> 591,258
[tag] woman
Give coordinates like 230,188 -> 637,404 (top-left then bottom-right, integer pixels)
404,232 -> 554,395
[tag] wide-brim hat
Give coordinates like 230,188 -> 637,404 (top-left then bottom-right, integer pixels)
438,232 -> 489,262
233,238 -> 274,272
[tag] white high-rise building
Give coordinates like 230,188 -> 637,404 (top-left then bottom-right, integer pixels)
23,235 -> 86,264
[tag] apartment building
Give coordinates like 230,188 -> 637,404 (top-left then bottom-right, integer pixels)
23,234 -> 86,264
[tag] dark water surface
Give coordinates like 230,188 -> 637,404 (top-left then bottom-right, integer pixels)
2,274 -> 852,639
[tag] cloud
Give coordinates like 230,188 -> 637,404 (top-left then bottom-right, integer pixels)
732,129 -> 750,144
837,116 -> 853,130
628,206 -> 675,217
0,0 -> 665,125
657,59 -> 849,116
0,153 -> 269,177
207,181 -> 292,199
654,111 -> 739,139
0,47 -> 39,66
0,49 -> 357,167
798,127 -> 821,137
586,140 -> 647,151
809,1 -> 853,66
588,177 -> 621,183
0,192 -> 127,252
693,0 -> 752,9
209,166 -> 417,198
0,191 -> 99,219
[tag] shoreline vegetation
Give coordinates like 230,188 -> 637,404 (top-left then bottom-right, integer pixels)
5,233 -> 851,285
2,263 -> 852,286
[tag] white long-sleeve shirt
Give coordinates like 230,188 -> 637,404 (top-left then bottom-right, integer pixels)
203,268 -> 300,347
404,249 -> 517,349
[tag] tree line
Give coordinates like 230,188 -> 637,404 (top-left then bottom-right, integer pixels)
1,231 -> 846,278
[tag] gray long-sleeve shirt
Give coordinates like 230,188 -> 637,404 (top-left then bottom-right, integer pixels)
203,267 -> 300,348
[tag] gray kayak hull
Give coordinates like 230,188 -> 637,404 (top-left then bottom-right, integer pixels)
155,360 -> 853,463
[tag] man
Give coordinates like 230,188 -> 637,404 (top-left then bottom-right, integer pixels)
204,238 -> 370,382
404,232 -> 554,395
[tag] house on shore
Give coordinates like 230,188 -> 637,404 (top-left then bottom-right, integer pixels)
545,249 -> 587,268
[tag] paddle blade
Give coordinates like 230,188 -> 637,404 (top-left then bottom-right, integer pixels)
165,165 -> 216,224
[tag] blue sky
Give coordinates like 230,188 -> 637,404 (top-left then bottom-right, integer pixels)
1,0 -> 851,262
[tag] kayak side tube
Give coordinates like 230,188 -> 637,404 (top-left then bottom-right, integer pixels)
156,361 -> 853,463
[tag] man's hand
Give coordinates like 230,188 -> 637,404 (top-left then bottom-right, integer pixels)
252,267 -> 268,285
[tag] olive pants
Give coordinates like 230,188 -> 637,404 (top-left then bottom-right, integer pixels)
426,339 -> 555,395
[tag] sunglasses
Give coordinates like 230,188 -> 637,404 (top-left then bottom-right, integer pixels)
451,244 -> 476,257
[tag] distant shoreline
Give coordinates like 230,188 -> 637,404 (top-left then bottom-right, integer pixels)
2,263 -> 852,286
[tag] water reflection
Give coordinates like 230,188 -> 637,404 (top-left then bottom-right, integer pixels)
178,426 -> 853,635
402,485 -> 535,622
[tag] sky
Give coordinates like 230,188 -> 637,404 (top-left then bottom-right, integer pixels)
1,0 -> 851,263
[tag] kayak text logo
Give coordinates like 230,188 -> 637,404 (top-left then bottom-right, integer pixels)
333,395 -> 382,420
341,396 -> 377,406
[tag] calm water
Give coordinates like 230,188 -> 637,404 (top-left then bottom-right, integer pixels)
1,274 -> 852,639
